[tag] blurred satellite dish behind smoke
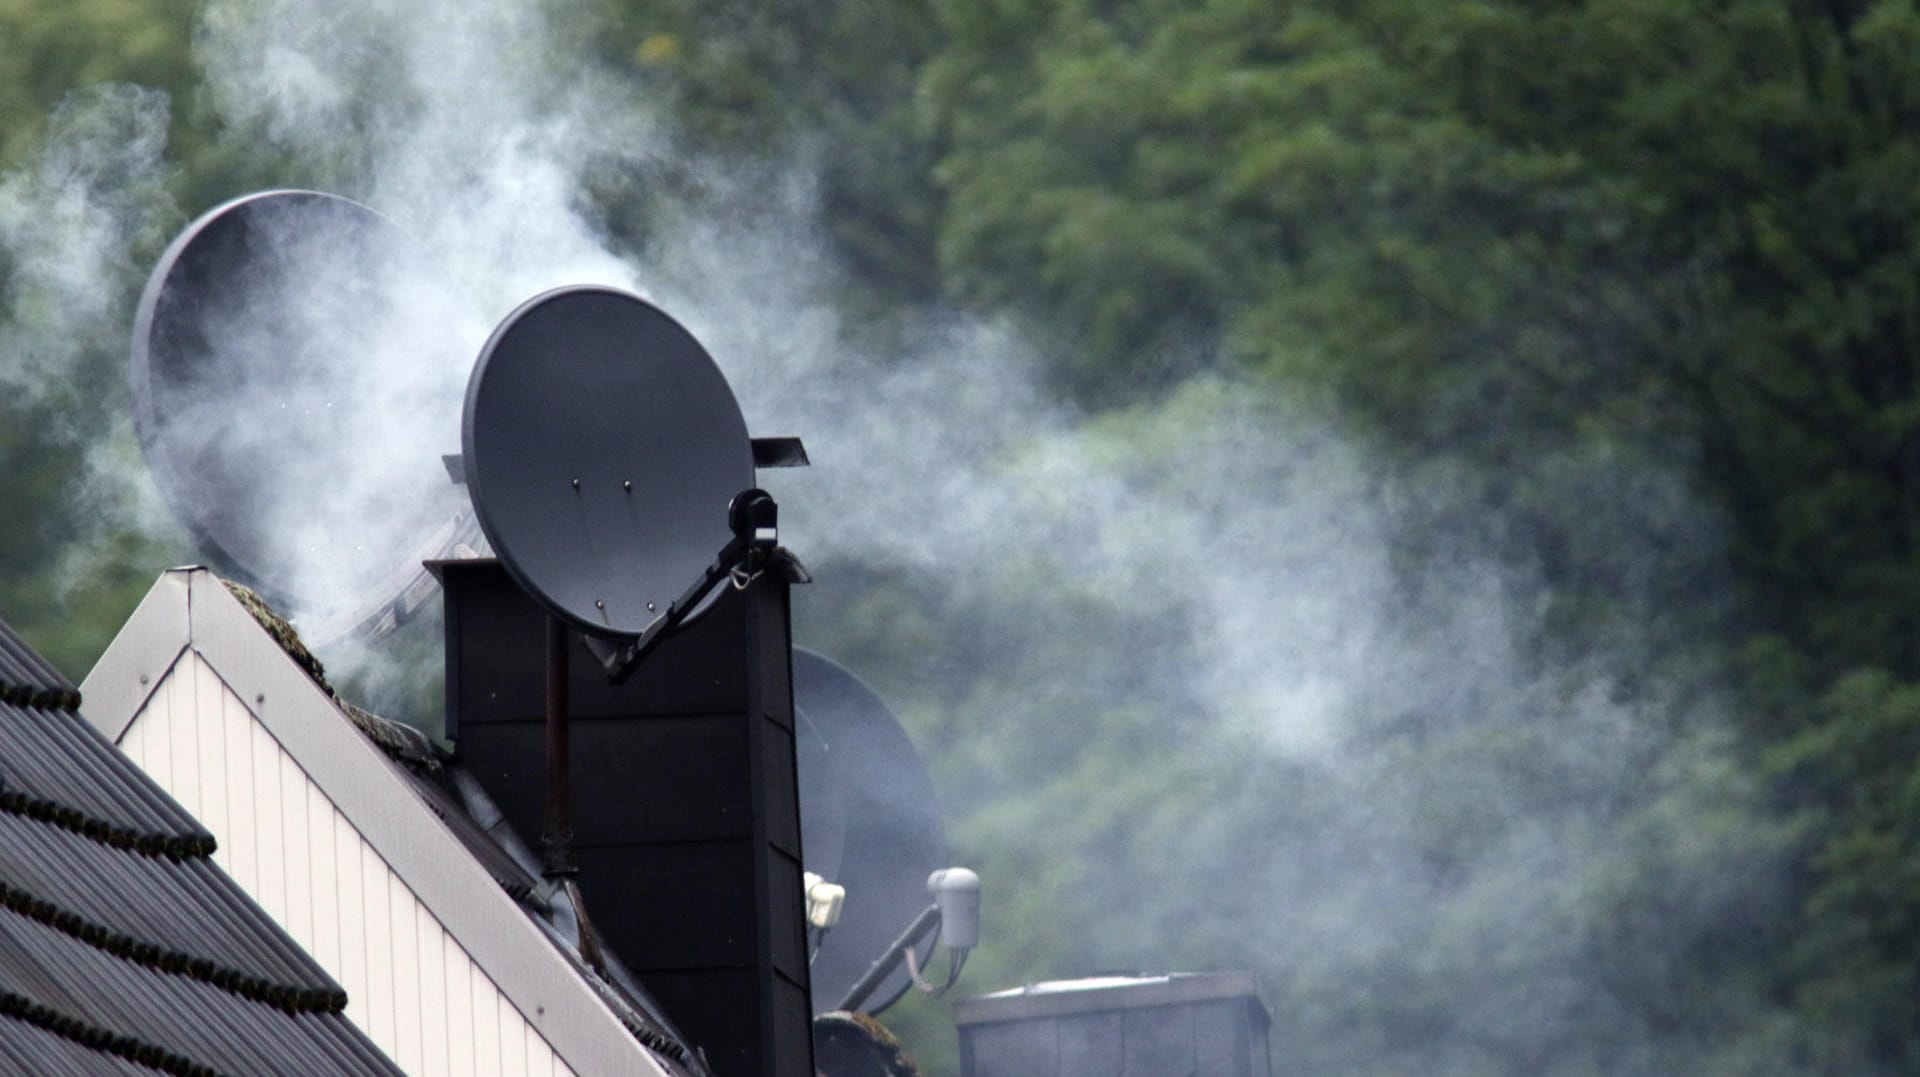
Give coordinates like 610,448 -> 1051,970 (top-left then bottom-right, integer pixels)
131,189 -> 486,643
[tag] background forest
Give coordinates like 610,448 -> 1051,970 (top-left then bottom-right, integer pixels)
3,1 -> 1919,1074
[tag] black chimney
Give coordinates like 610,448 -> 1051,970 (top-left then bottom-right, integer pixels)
434,557 -> 813,1077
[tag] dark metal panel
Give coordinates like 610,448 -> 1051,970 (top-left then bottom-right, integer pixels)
957,975 -> 1269,1077
643,968 -> 766,1077
770,975 -> 814,1077
575,843 -> 758,969
765,846 -> 807,984
1120,1003 -> 1193,1077
1056,1012 -> 1124,1076
763,716 -> 801,857
1192,996 -> 1255,1076
437,559 -> 748,734
461,716 -> 754,849
743,577 -> 813,1077
966,1020 -> 1059,1077
440,557 -> 810,1077
749,593 -> 793,733
749,437 -> 810,469
396,764 -> 544,902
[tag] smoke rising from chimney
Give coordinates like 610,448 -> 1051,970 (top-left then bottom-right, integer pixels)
0,0 -> 1802,1072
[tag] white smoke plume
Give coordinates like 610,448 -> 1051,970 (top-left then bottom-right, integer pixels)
0,85 -> 182,596
0,1 -> 1799,1073
0,84 -> 174,416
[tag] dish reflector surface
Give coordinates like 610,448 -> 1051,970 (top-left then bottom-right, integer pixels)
796,649 -> 947,1015
131,189 -> 477,642
461,286 -> 753,636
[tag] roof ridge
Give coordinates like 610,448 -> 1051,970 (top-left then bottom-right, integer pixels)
0,988 -> 227,1077
0,880 -> 346,1015
0,789 -> 215,859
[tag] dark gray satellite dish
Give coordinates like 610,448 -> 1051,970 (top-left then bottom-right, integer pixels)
459,284 -> 818,1066
131,189 -> 479,644
461,285 -> 754,640
795,650 -> 946,1016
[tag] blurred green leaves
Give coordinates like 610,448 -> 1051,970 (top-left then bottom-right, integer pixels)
5,0 -> 1920,1072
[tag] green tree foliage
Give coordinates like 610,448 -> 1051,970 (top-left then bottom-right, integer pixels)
0,13 -> 192,673
4,0 -> 1920,1072
913,0 -> 1920,1069
579,0 -> 948,322
0,0 -> 198,169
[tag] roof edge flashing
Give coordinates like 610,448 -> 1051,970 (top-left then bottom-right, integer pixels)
78,569 -> 193,741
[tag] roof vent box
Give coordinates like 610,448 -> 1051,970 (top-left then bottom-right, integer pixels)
952,972 -> 1271,1077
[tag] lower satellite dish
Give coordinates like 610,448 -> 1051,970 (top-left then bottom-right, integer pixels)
796,649 -> 946,1016
131,189 -> 480,643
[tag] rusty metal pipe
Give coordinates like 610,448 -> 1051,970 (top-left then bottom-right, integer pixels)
543,615 -> 574,879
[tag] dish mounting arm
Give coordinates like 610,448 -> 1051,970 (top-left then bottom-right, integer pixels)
584,488 -> 809,684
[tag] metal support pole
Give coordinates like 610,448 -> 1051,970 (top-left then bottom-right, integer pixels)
542,617 -> 610,975
835,905 -> 942,1015
543,615 -> 575,879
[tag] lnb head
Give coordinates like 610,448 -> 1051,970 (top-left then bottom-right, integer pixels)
803,871 -> 846,930
927,867 -> 980,950
728,487 -> 777,547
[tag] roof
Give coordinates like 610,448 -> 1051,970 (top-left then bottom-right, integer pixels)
0,613 -> 403,1076
82,568 -> 693,1076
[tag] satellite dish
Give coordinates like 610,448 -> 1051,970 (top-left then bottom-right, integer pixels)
131,189 -> 480,643
461,285 -> 753,636
795,649 -> 947,1016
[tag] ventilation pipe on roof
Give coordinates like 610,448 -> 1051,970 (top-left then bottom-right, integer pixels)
543,614 -> 609,976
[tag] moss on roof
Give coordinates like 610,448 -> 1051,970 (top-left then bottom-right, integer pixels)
220,581 -> 440,772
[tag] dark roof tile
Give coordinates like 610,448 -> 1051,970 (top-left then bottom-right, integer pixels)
0,1008 -> 163,1075
0,626 -> 78,710
0,701 -> 213,856
0,909 -> 384,1075
0,616 -> 400,1075
0,813 -> 343,1010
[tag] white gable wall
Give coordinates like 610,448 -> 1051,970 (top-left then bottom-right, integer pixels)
124,650 -> 564,1077
82,569 -> 671,1077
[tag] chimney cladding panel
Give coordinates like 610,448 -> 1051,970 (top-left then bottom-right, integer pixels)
436,558 -> 811,1077
440,559 -> 748,736
459,718 -> 755,848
